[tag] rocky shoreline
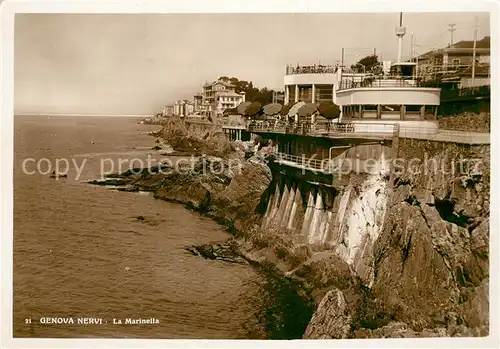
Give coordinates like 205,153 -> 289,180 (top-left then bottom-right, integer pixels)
89,120 -> 490,339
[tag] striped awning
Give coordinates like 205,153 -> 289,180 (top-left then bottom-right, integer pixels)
287,101 -> 306,117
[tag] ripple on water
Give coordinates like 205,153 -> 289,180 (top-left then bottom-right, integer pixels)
14,116 -> 266,339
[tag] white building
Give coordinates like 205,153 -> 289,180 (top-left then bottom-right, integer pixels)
201,80 -> 246,119
173,100 -> 194,117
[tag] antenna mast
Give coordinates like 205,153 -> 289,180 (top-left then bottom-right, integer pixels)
396,12 -> 406,63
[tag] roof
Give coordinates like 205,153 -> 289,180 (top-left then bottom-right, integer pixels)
214,80 -> 236,88
458,65 -> 490,76
416,36 -> 490,60
204,80 -> 236,88
450,36 -> 490,49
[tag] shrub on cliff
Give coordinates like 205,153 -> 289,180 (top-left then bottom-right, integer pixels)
438,112 -> 490,132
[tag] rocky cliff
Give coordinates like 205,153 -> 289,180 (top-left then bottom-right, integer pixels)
304,139 -> 490,338
90,126 -> 490,339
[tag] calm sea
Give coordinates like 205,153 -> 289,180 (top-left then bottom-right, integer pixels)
13,115 -> 265,339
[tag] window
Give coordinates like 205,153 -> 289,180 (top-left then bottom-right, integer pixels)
452,58 -> 461,66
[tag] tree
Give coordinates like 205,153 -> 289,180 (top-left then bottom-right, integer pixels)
350,54 -> 380,73
218,76 -> 275,104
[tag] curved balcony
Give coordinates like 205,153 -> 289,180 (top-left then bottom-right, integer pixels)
284,73 -> 338,87
336,87 -> 441,106
284,64 -> 339,87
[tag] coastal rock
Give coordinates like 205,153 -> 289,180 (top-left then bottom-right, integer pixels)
290,251 -> 356,299
372,202 -> 459,327
185,241 -> 248,264
456,279 -> 489,330
464,218 -> 489,286
303,289 -> 352,339
372,200 -> 489,331
354,321 -> 449,338
88,127 -> 490,339
212,161 -> 272,230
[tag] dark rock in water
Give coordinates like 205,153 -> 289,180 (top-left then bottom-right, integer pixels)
132,215 -> 162,226
152,145 -> 162,150
150,164 -> 172,174
50,170 -> 67,178
50,174 -> 67,179
87,179 -> 125,186
185,242 -> 248,264
87,179 -> 107,185
118,186 -> 140,192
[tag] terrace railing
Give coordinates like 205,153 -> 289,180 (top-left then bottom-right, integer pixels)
274,152 -> 338,173
248,120 -> 397,140
337,76 -> 422,90
286,64 -> 338,75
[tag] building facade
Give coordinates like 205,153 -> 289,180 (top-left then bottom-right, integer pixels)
201,80 -> 246,119
272,90 -> 285,104
284,64 -> 340,104
162,105 -> 174,117
283,62 -> 440,122
173,100 -> 195,117
415,36 -> 490,80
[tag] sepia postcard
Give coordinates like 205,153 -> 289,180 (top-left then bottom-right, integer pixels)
1,0 -> 498,348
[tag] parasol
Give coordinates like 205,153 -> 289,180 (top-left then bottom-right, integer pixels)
236,101 -> 252,115
286,101 -> 306,118
317,101 -> 341,119
223,107 -> 238,116
297,103 -> 318,118
244,101 -> 262,117
280,102 -> 296,116
262,103 -> 283,116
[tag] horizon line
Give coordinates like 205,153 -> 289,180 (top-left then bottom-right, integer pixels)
14,113 -> 152,118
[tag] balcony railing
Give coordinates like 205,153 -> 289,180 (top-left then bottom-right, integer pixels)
274,152 -> 336,173
337,76 -> 422,90
286,64 -> 338,75
248,120 -> 397,139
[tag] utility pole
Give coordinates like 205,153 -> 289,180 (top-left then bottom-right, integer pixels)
471,17 -> 478,86
448,23 -> 456,46
415,35 -> 419,79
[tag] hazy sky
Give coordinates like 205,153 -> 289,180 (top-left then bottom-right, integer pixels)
14,12 -> 490,115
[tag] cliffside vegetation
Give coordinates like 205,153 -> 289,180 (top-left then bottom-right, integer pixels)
438,112 -> 490,133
